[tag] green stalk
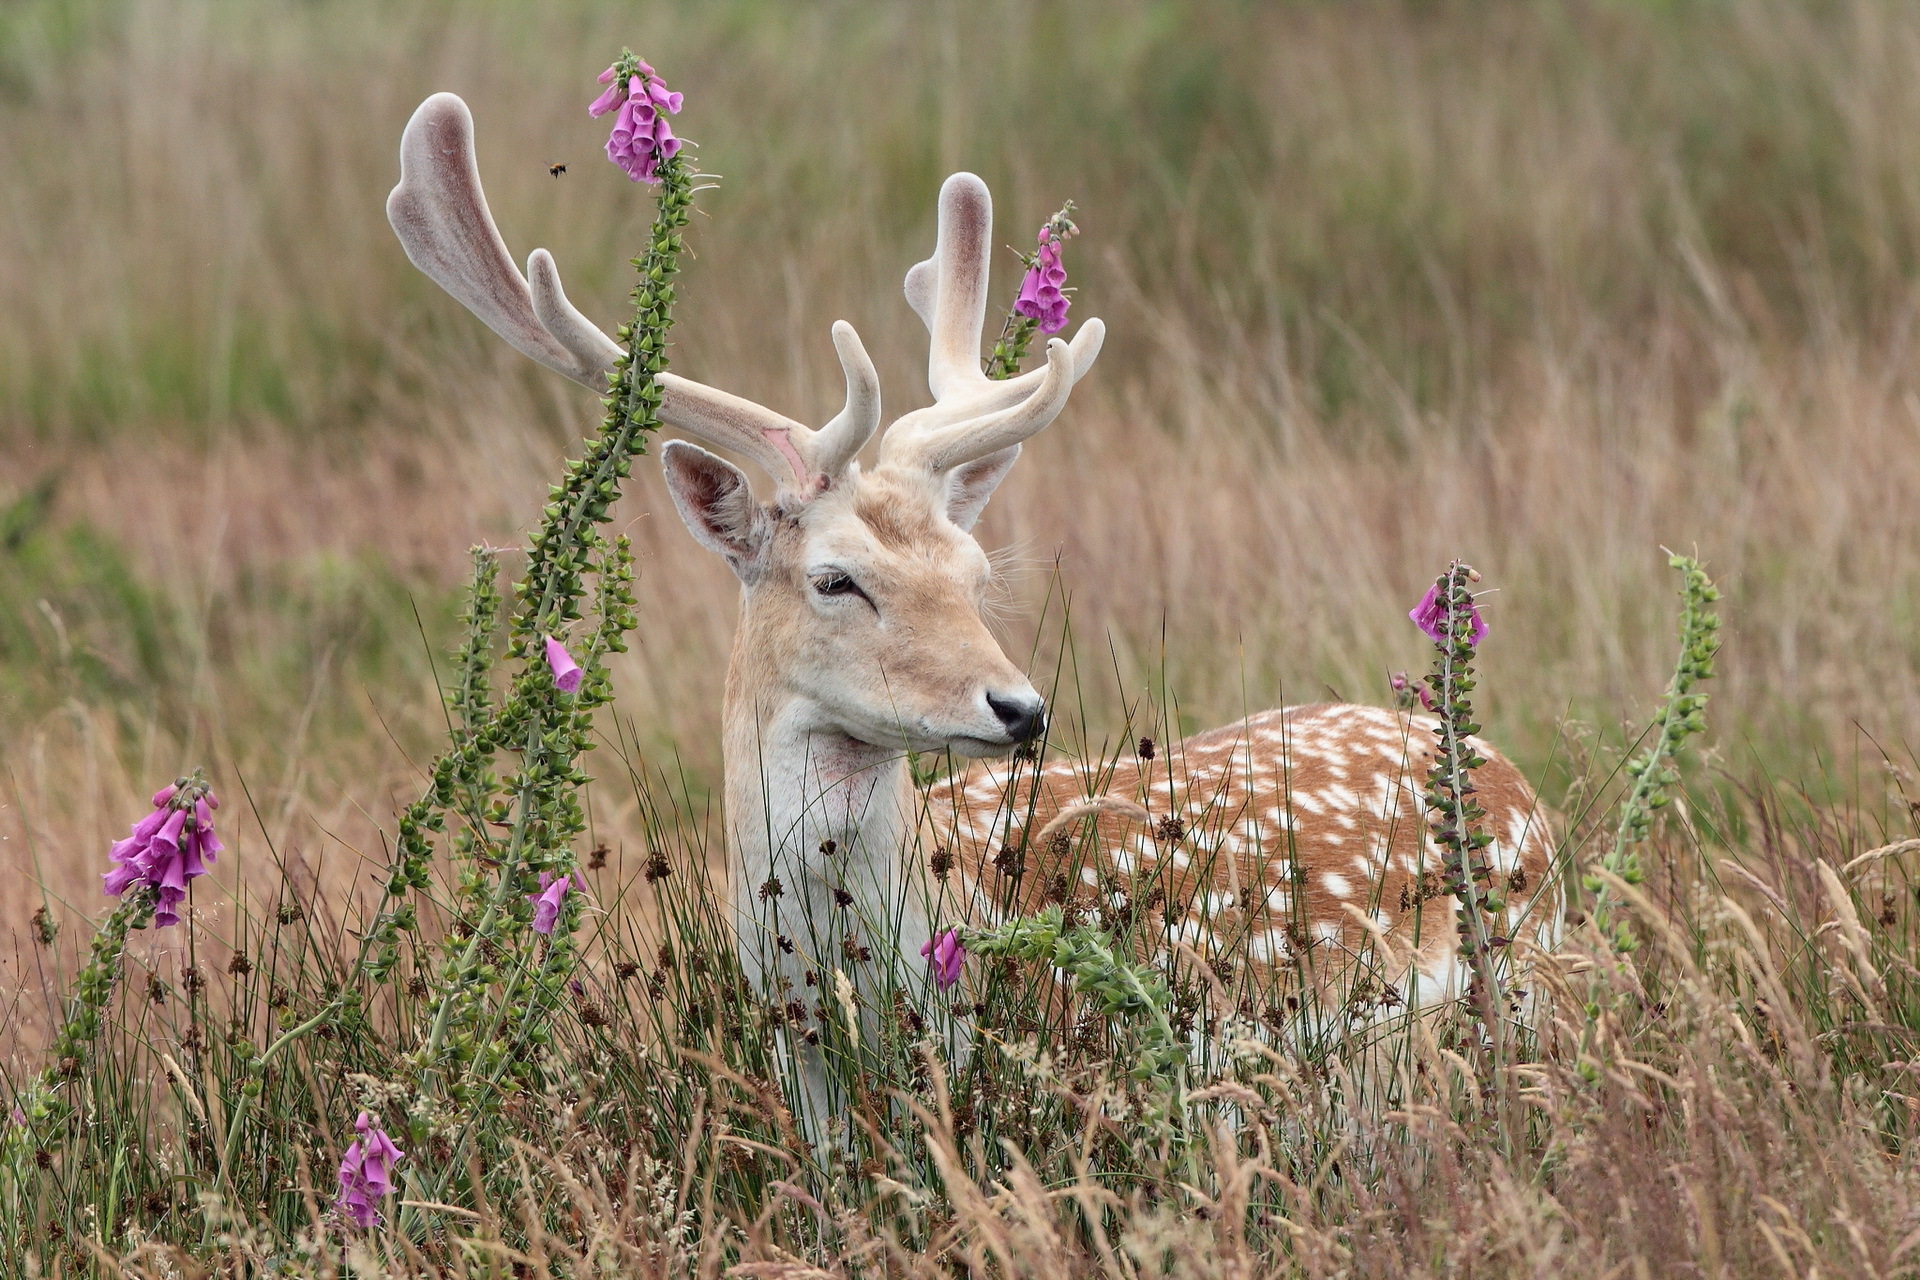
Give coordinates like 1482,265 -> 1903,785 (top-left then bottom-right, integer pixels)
1588,553 -> 1721,951
1417,563 -> 1509,1088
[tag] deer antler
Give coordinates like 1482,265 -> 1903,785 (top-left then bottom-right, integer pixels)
387,92 -> 879,494
879,172 -> 1105,474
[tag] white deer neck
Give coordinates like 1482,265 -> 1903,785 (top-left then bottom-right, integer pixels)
719,646 -> 930,984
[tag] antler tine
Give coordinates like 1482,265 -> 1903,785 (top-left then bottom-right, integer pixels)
656,319 -> 882,495
387,93 -> 614,390
528,248 -> 624,375
919,172 -> 995,401
882,318 -> 1104,447
655,375 -> 816,491
885,337 -> 1078,474
807,321 -> 882,481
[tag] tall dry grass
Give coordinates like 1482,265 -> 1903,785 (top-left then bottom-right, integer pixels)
3,0 -> 1920,1050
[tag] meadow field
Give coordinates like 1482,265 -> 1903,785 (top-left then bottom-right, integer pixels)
6,0 -> 1920,1274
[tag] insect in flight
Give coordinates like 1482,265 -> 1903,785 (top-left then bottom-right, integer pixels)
549,163 -> 567,178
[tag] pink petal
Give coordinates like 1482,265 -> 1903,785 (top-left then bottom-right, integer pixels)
544,637 -> 583,694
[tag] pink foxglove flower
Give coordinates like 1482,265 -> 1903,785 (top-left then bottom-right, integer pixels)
591,57 -> 683,184
102,782 -> 221,928
587,63 -> 626,118
920,928 -> 965,991
528,871 -> 572,935
1410,582 -> 1486,648
1390,671 -> 1435,713
1013,228 -> 1071,335
544,636 -> 583,693
336,1111 -> 404,1230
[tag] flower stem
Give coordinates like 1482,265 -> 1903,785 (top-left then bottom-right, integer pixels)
1588,553 -> 1721,951
1417,562 -> 1510,1085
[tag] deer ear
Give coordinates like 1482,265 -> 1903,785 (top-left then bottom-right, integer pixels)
943,445 -> 1021,532
661,441 -> 772,576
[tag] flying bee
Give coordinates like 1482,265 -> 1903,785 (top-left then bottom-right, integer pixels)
548,162 -> 567,178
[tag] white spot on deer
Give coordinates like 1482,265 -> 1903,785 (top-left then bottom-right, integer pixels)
1505,812 -> 1534,862
1321,872 -> 1354,898
1080,866 -> 1100,886
1204,891 -> 1237,915
1314,921 -> 1343,945
1247,930 -> 1287,964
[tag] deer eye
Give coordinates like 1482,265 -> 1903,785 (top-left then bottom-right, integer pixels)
810,572 -> 866,600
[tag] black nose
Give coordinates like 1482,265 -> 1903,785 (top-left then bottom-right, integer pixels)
987,692 -> 1046,743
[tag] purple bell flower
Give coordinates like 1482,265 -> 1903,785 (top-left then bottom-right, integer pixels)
102,782 -> 219,928
544,636 -> 584,693
528,871 -> 572,935
1014,229 -> 1071,335
920,928 -> 965,991
593,59 -> 682,184
1410,582 -> 1487,648
336,1111 -> 404,1230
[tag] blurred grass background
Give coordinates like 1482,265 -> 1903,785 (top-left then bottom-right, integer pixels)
5,0 -> 1920,959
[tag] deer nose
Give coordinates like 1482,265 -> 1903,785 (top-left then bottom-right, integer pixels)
986,691 -> 1046,743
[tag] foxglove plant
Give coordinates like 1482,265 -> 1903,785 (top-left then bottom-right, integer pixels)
345,50 -> 697,1131
1588,554 -> 1721,951
1411,563 -> 1509,1067
964,907 -> 1185,1089
984,202 -> 1077,380
4,773 -> 214,1188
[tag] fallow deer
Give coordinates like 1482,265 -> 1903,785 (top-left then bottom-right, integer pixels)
387,94 -> 1559,1108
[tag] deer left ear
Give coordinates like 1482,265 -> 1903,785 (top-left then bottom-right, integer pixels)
943,445 -> 1021,531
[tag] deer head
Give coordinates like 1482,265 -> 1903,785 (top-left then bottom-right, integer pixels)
388,93 -> 1103,758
